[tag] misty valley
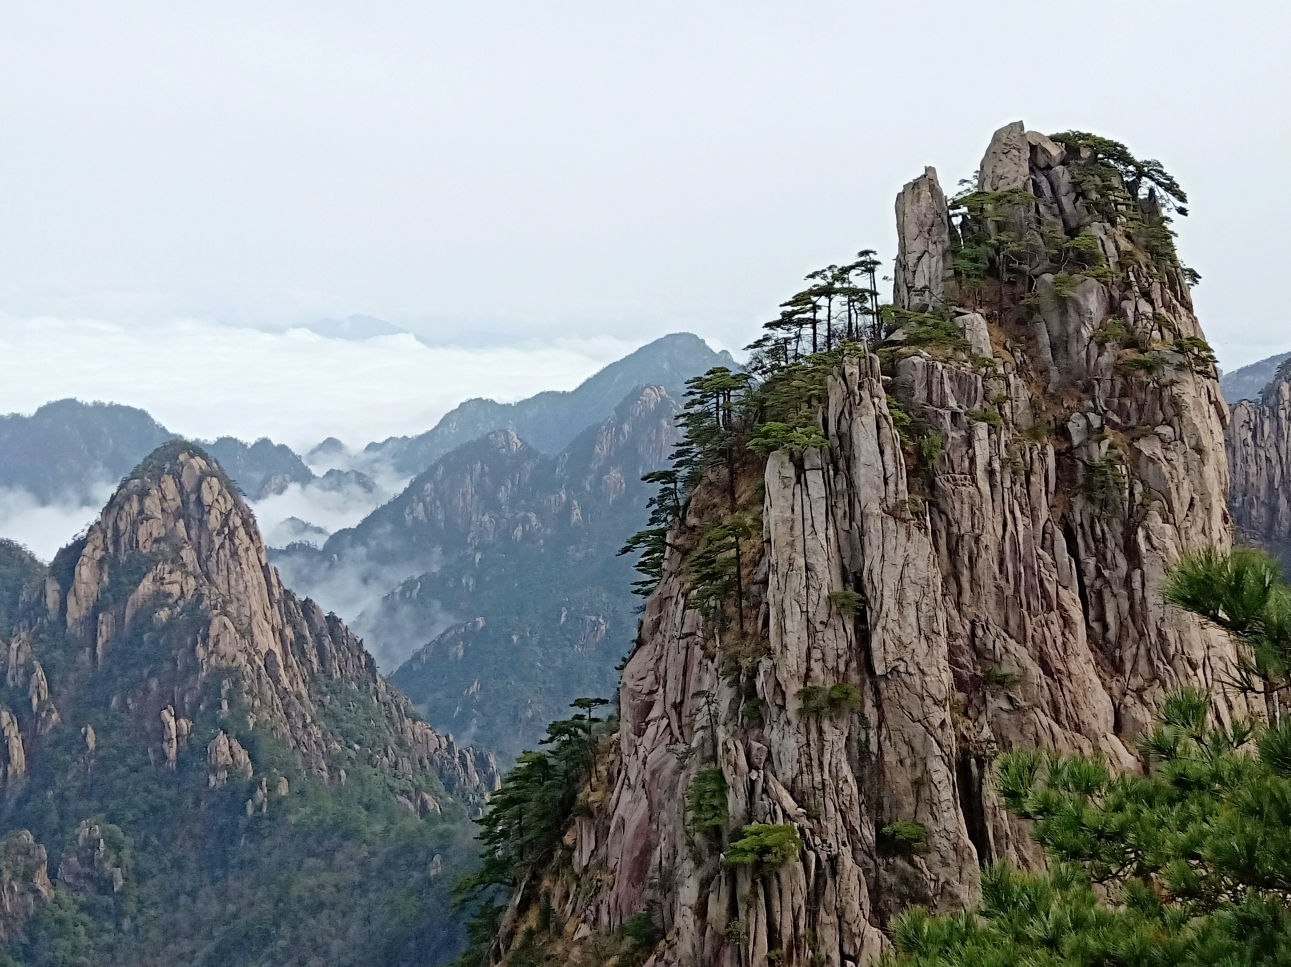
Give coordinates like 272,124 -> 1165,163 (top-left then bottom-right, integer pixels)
2,121 -> 1291,967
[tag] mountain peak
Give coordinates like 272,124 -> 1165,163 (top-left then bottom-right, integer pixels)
364,331 -> 735,475
37,440 -> 497,794
0,438 -> 502,959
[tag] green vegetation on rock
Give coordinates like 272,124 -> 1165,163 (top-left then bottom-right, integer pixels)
885,550 -> 1291,967
726,823 -> 802,871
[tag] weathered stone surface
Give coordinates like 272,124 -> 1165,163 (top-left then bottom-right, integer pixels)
1026,130 -> 1066,169
978,121 -> 1030,192
207,730 -> 253,787
57,821 -> 126,896
489,123 -> 1249,967
955,312 -> 993,358
0,830 -> 50,942
894,167 -> 952,311
0,709 -> 25,790
1035,274 -> 1110,388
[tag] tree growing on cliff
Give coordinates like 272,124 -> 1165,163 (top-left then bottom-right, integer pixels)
455,699 -> 612,907
885,549 -> 1291,967
619,469 -> 685,599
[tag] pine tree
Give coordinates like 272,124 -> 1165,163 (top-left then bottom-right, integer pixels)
885,549 -> 1291,967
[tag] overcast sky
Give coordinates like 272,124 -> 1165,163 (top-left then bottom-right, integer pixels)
1,1 -> 1288,446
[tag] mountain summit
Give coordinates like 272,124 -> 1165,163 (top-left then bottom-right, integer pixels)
277,384 -> 682,759
0,441 -> 496,963
469,123 -> 1250,967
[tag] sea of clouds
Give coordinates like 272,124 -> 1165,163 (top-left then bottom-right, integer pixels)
0,314 -> 639,561
0,315 -> 638,452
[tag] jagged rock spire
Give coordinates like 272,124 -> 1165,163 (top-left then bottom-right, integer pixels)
487,122 -> 1248,967
893,166 -> 953,311
977,120 -> 1030,192
22,440 -> 498,797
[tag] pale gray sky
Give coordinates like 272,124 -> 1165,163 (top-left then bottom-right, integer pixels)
0,1 -> 1287,442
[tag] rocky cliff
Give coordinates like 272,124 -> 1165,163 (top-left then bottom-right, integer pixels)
477,123 -> 1250,967
0,441 -> 497,963
1227,357 -> 1291,560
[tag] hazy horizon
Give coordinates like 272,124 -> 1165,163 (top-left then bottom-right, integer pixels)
0,3 -> 1288,428
3,1 -> 1290,556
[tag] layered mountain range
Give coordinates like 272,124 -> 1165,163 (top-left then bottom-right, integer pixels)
277,384 -> 681,760
476,123 -> 1263,967
363,333 -> 734,475
0,442 -> 497,964
0,400 -> 320,503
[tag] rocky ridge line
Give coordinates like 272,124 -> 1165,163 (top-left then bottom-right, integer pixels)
482,122 -> 1251,967
0,446 -> 498,848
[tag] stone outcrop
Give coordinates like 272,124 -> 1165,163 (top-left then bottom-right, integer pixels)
207,730 -> 253,787
487,124 -> 1249,966
893,168 -> 953,312
57,821 -> 126,896
0,830 -> 51,942
7,440 -> 498,807
1227,358 -> 1291,556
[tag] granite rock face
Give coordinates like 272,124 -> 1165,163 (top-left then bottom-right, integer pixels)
44,442 -> 499,798
1227,358 -> 1291,556
893,167 -> 953,312
486,124 -> 1248,967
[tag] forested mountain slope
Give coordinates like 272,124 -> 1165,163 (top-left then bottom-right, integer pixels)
277,386 -> 681,760
0,442 -> 496,965
0,401 -> 172,503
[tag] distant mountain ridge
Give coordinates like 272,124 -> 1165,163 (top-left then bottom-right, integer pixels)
275,384 -> 682,760
304,314 -> 408,340
364,332 -> 737,474
0,400 -> 173,502
1220,350 -> 1291,403
1,333 -> 734,510
0,400 -> 315,503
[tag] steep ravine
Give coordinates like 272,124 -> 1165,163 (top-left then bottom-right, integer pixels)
481,123 -> 1253,967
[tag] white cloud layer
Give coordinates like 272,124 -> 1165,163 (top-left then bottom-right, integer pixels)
0,316 -> 637,451
0,485 -> 113,561
0,3 -> 1288,368
252,475 -> 405,550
